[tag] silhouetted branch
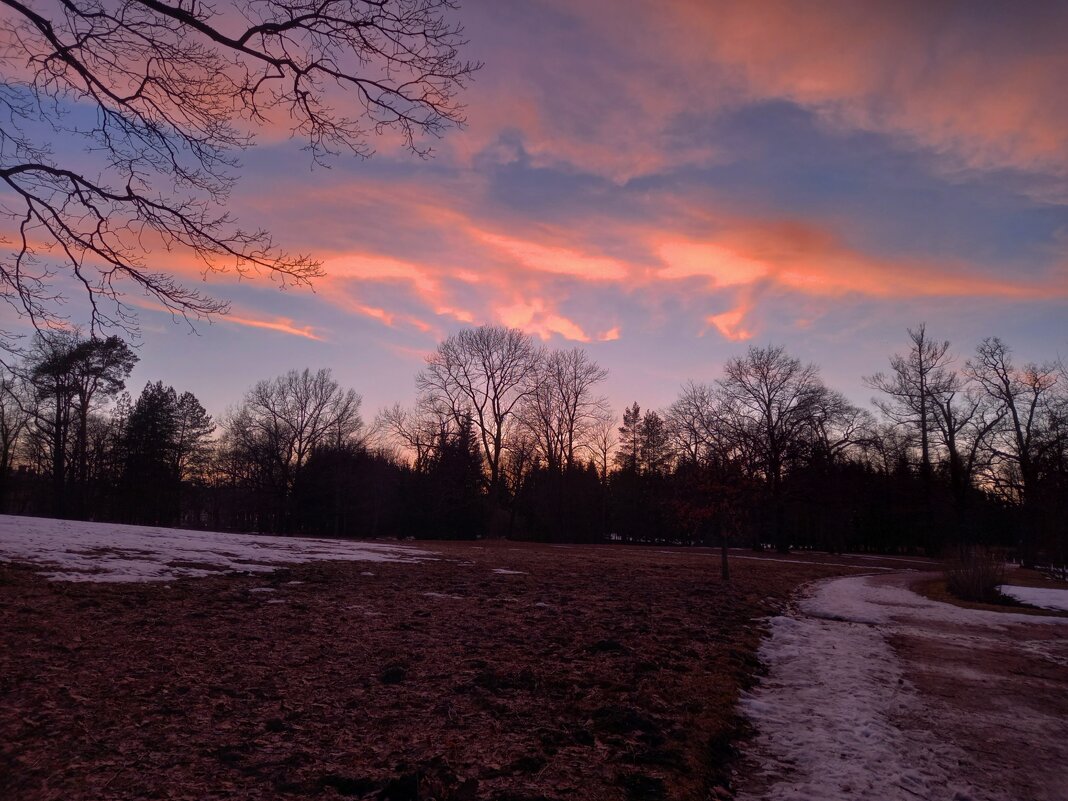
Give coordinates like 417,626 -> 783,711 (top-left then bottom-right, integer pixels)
0,0 -> 478,337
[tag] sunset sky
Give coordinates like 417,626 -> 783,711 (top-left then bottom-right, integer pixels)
27,0 -> 1068,418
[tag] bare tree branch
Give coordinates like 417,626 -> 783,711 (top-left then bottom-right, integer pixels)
0,0 -> 478,339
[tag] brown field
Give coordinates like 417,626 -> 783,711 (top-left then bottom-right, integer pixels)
1,542 -> 886,801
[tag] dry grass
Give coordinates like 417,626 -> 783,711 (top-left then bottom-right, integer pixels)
1001,567 -> 1068,591
944,547 -> 1007,604
0,542 -> 866,801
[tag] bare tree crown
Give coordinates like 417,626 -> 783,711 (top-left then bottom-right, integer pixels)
0,0 -> 477,337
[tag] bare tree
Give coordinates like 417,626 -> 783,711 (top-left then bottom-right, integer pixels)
376,399 -> 455,472
717,345 -> 826,551
0,363 -> 31,506
928,380 -> 1002,504
966,338 -> 1059,505
519,347 -> 609,473
225,367 -> 361,529
0,0 -> 478,335
416,326 -> 539,500
666,381 -> 726,466
865,324 -> 955,481
585,411 -> 616,484
808,387 -> 871,462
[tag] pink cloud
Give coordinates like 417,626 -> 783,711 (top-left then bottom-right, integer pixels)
707,304 -> 754,342
656,240 -> 769,286
471,229 -> 630,281
255,177 -> 1066,347
644,0 -> 1068,176
220,313 -> 325,341
495,297 -> 590,342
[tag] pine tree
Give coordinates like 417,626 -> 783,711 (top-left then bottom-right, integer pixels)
428,414 -> 486,538
614,402 -> 642,474
639,410 -> 670,475
174,392 -> 215,484
122,382 -> 179,524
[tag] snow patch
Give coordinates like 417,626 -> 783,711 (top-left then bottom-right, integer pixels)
998,584 -> 1068,612
492,568 -> 525,575
0,514 -> 432,583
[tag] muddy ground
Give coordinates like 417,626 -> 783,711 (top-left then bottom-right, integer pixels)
895,574 -> 1068,801
0,541 -> 880,801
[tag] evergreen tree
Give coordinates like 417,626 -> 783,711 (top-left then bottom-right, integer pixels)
174,392 -> 215,485
122,382 -> 180,524
614,402 -> 642,474
116,382 -> 215,526
638,410 -> 670,475
426,415 -> 486,538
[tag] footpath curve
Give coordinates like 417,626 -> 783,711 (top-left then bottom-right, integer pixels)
734,572 -> 1068,801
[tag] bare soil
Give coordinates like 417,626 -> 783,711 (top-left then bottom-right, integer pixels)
0,541 -> 870,801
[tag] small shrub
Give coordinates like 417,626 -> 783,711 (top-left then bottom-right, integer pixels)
944,546 -> 1007,603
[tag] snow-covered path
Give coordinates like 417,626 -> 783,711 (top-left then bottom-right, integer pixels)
736,573 -> 1068,801
0,514 -> 432,582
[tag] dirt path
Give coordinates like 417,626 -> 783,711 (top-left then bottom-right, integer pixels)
735,572 -> 1068,801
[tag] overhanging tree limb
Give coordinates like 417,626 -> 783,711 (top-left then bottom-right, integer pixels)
0,0 -> 478,339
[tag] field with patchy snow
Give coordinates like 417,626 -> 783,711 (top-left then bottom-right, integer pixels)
1,525 -> 874,801
3,516 -> 1063,801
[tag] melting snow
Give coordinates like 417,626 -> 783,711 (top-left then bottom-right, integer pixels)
0,514 -> 432,583
737,574 -> 1068,801
999,584 -> 1068,612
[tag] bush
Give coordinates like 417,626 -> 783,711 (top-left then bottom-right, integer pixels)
944,546 -> 1007,603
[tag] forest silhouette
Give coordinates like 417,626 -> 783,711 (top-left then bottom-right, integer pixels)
1,324 -> 1064,569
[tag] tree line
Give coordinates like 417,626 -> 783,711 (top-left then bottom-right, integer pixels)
1,324 -> 1065,566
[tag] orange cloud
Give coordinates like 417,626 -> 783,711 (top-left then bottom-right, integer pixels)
641,0 -> 1068,176
319,251 -> 475,329
495,298 -> 590,342
712,221 -> 1049,299
707,304 -> 754,342
220,313 -> 324,341
472,229 -> 630,281
656,241 -> 769,286
654,217 -> 1061,341
311,197 -> 1065,347
133,299 -> 326,341
225,161 -> 1066,352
